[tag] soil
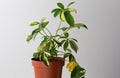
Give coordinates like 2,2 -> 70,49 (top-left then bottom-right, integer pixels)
32,57 -> 64,62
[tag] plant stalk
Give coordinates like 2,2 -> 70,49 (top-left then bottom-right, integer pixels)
46,28 -> 52,36
56,21 -> 62,35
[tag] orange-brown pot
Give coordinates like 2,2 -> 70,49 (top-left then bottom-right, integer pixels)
32,58 -> 64,78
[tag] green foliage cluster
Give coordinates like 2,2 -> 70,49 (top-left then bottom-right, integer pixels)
26,2 -> 87,78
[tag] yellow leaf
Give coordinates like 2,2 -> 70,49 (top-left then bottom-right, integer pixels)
66,61 -> 76,72
37,45 -> 43,52
40,17 -> 46,22
68,8 -> 77,13
60,11 -> 65,21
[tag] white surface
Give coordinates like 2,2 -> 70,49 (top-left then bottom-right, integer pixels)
0,0 -> 120,78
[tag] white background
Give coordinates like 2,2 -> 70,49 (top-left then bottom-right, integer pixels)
0,0 -> 120,78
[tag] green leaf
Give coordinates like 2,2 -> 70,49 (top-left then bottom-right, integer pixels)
26,34 -> 33,42
60,40 -> 65,46
69,54 -> 76,62
69,40 -> 78,53
49,41 -> 53,50
38,21 -> 49,31
51,8 -> 61,13
42,21 -> 49,28
64,40 -> 69,51
71,38 -> 78,42
53,39 -> 61,47
66,49 -> 72,53
64,33 -> 69,38
30,21 -> 39,26
64,53 -> 71,58
53,10 -> 61,17
57,2 -> 64,9
51,8 -> 61,17
61,27 -> 68,31
71,66 -> 86,78
33,32 -> 38,40
74,23 -> 88,29
64,11 -> 75,26
31,28 -> 39,35
40,37 -> 49,46
43,53 -> 49,66
67,2 -> 75,8
33,52 -> 40,59
39,53 -> 43,60
50,48 -> 57,56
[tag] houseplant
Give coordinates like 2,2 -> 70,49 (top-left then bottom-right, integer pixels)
26,1 -> 87,78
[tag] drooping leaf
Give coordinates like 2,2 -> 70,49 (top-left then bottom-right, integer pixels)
67,2 -> 75,8
57,2 -> 64,9
69,54 -> 76,62
64,40 -> 69,51
43,53 -> 49,66
68,8 -> 77,13
69,40 -> 78,53
70,38 -> 78,42
64,53 -> 71,58
64,11 -> 75,26
71,65 -> 86,78
74,23 -> 88,29
60,11 -> 65,21
30,21 -> 39,26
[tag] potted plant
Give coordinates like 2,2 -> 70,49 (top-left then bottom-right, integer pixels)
26,1 -> 87,78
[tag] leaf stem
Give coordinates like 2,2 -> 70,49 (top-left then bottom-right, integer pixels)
56,21 -> 62,35
43,30 -> 48,36
46,28 -> 52,36
61,27 -> 70,36
39,32 -> 45,36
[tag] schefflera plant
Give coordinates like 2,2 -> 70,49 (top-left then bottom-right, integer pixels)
26,2 -> 87,78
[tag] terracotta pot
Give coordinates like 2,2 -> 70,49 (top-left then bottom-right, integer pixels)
32,58 -> 64,78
